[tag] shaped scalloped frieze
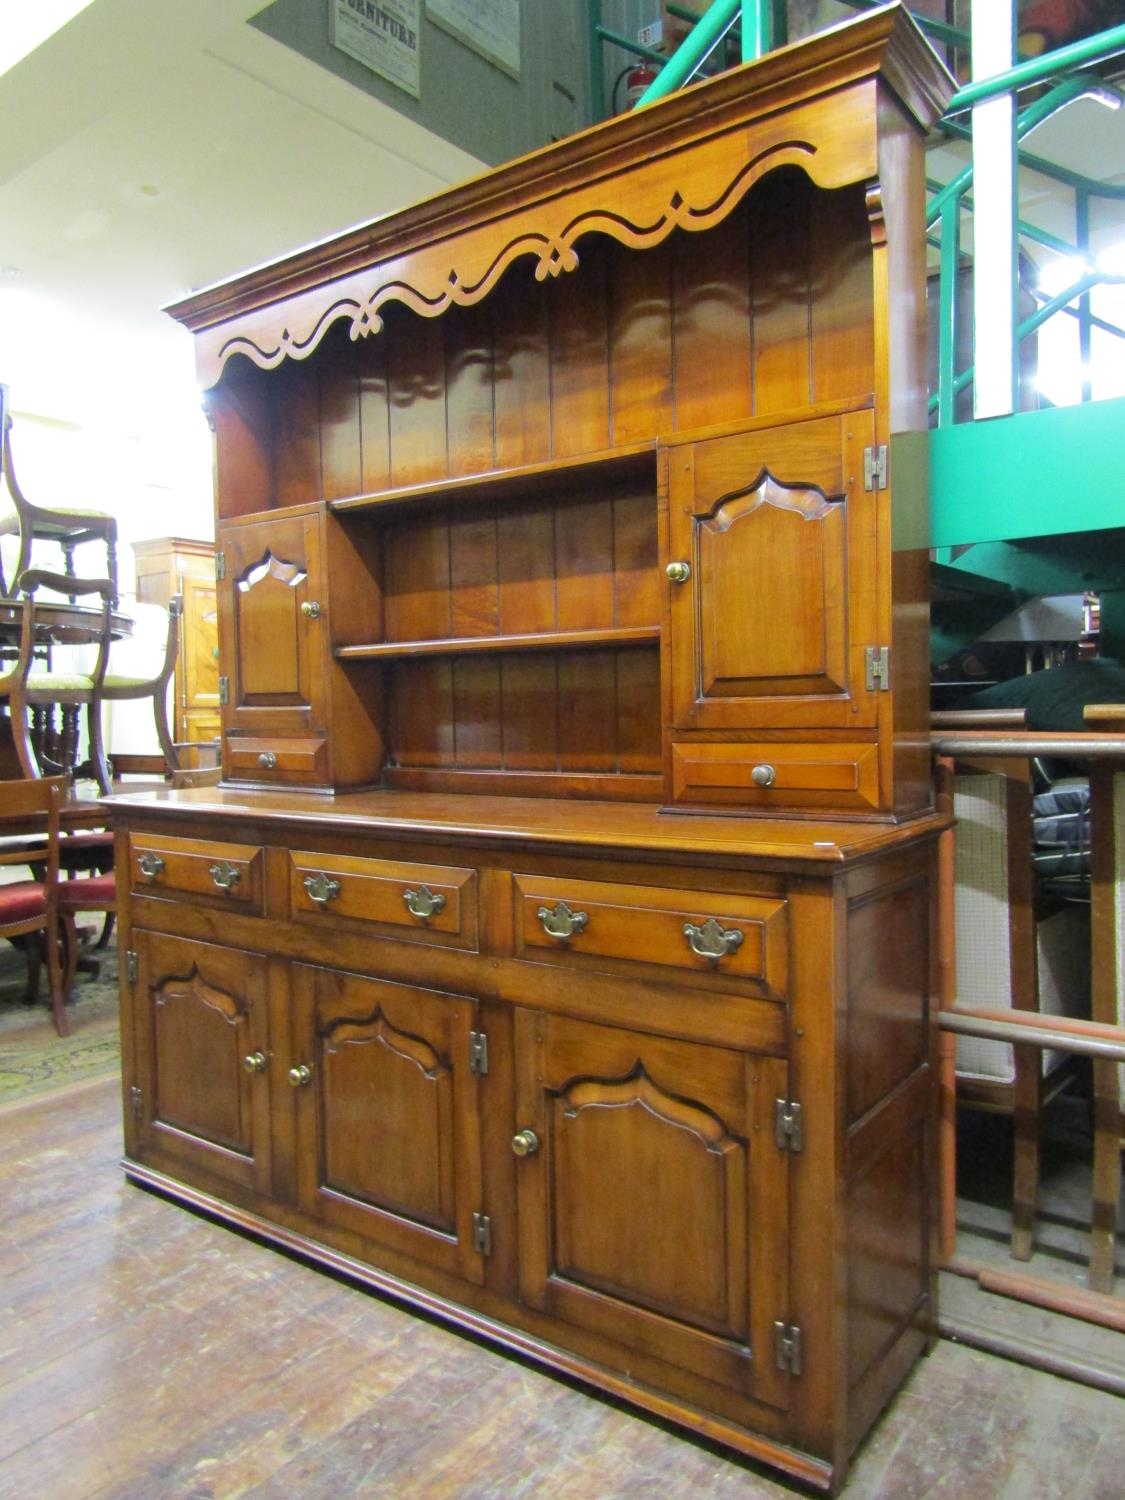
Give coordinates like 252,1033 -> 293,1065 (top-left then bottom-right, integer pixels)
201,87 -> 879,386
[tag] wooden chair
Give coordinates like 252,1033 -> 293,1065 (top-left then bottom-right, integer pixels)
0,774 -> 73,1036
0,405 -> 119,604
94,595 -> 183,790
8,569 -> 114,791
56,859 -> 116,1009
945,747 -> 1091,1261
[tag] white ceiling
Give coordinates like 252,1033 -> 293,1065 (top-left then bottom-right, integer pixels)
0,0 -> 485,421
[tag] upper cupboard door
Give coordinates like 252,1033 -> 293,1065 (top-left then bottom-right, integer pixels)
667,412 -> 878,732
218,511 -> 325,732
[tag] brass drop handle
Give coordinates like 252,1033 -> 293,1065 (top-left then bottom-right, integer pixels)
258,751 -> 277,770
209,860 -> 242,891
288,1064 -> 313,1088
666,561 -> 691,584
751,764 -> 776,788
403,884 -> 446,922
303,872 -> 341,907
512,1129 -> 540,1157
536,901 -> 589,941
137,852 -> 165,882
684,917 -> 745,966
243,1051 -> 267,1074
300,600 -> 321,619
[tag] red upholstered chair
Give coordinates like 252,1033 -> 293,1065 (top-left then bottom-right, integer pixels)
0,774 -> 73,1036
56,863 -> 116,1007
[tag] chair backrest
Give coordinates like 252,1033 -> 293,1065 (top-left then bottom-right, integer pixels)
0,774 -> 66,889
15,568 -> 115,693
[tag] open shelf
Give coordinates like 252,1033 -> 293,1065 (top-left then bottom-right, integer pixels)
337,626 -> 661,662
327,442 -> 657,517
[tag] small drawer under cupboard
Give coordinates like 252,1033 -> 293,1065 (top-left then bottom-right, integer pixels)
671,739 -> 880,812
514,874 -> 787,997
289,850 -> 478,949
227,736 -> 328,785
129,833 -> 265,914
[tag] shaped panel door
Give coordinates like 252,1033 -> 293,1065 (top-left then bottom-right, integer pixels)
218,509 -> 325,736
130,931 -> 272,1195
291,966 -> 486,1286
513,1009 -> 791,1410
667,411 -> 878,732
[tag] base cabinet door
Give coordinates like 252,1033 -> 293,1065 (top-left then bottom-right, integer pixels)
131,931 -> 272,1196
290,966 -> 487,1285
513,1009 -> 791,1411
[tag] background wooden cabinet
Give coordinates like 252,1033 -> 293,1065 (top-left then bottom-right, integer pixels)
132,536 -> 220,746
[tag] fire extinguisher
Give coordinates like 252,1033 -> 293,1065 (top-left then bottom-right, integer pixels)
615,60 -> 658,113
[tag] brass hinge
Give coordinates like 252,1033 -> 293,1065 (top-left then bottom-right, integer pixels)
126,949 -> 138,985
469,1030 -> 489,1075
774,1098 -> 803,1153
218,676 -> 230,706
774,1321 -> 803,1375
215,551 -> 226,581
472,1212 -> 492,1257
865,645 -> 891,693
863,444 -> 888,491
129,1084 -> 143,1121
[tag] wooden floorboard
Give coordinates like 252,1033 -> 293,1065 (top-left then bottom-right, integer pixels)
2,1078 -> 1124,1499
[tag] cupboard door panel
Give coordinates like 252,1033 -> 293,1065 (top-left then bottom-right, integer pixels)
668,411 -> 877,732
514,1011 -> 790,1409
131,932 -> 271,1196
219,512 -> 325,734
292,968 -> 486,1285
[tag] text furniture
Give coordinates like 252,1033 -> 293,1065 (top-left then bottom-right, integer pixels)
115,9 -> 953,1492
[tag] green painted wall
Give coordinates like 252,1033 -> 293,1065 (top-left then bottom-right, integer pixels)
930,396 -> 1125,549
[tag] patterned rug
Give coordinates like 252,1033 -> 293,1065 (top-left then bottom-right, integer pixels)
0,940 -> 121,1106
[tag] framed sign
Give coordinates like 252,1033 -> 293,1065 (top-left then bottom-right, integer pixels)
329,0 -> 421,98
426,0 -> 519,79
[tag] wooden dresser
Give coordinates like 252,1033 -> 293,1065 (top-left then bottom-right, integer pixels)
112,10 -> 953,1491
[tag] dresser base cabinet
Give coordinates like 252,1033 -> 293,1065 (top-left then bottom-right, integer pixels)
115,791 -> 941,1494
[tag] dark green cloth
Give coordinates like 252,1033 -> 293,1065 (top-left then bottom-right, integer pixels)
960,658 -> 1125,731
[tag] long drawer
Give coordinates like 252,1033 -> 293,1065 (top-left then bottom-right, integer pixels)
513,874 -> 788,997
288,849 -> 478,950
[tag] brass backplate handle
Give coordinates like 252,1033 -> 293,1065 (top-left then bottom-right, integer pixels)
536,901 -> 589,941
303,872 -> 341,907
403,884 -> 446,922
137,852 -> 165,882
512,1129 -> 540,1157
684,917 -> 745,966
209,860 -> 242,891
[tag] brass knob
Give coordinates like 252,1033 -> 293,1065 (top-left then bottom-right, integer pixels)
288,1064 -> 312,1088
751,763 -> 776,788
258,751 -> 277,770
243,1051 -> 267,1074
300,600 -> 321,619
666,561 -> 691,584
137,852 -> 165,882
512,1129 -> 540,1158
